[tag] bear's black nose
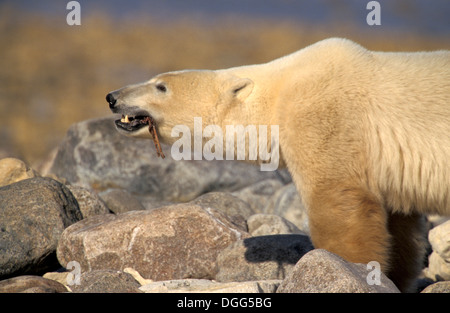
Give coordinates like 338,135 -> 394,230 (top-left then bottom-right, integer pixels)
106,92 -> 117,109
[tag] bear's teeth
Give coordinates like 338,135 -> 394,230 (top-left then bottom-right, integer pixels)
121,115 -> 130,123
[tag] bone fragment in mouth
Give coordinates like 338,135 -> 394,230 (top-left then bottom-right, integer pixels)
141,116 -> 165,159
117,114 -> 165,159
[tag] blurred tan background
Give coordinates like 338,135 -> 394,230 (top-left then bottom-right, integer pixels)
0,0 -> 449,167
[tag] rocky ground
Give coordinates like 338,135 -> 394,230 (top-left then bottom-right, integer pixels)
0,117 -> 449,293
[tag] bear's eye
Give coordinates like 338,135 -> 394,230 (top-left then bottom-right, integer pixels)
156,84 -> 167,93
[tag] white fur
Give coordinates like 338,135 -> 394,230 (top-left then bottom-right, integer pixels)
110,38 -> 449,216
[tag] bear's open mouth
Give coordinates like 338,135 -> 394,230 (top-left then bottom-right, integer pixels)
114,114 -> 152,132
114,114 -> 165,159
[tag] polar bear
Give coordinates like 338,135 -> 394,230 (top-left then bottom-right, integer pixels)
106,38 -> 450,292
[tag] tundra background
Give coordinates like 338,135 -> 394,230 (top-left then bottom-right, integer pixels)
0,0 -> 449,166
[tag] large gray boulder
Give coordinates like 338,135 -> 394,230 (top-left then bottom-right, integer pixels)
44,117 -> 286,202
277,249 -> 400,293
57,204 -> 249,281
0,177 -> 82,279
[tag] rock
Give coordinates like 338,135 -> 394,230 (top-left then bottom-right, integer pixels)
139,279 -> 281,293
0,157 -> 39,187
99,189 -> 146,214
424,252 -> 450,281
272,168 -> 293,184
0,275 -> 68,293
71,270 -> 142,293
135,195 -> 175,210
43,271 -> 71,287
427,215 -> 450,228
57,204 -> 249,281
44,117 -> 283,202
216,234 -> 313,282
424,220 -> 450,281
20,286 -> 59,293
263,183 -> 309,233
0,177 -> 83,279
140,279 -> 212,293
277,249 -> 400,293
123,267 -> 153,285
247,214 -> 305,236
428,220 -> 450,260
190,192 -> 255,231
232,181 -> 309,233
67,185 -> 111,218
232,179 -> 285,213
421,281 -> 450,293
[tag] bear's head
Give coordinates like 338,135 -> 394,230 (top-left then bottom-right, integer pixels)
106,70 -> 254,145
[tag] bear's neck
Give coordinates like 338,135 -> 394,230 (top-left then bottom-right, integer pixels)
220,63 -> 283,127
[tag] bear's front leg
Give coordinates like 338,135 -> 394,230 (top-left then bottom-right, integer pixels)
307,183 -> 392,276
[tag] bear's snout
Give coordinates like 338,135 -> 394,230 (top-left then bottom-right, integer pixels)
106,92 -> 118,109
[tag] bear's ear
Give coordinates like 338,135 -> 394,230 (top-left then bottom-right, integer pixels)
221,75 -> 254,102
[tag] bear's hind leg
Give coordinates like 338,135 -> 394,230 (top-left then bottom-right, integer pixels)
387,212 -> 427,293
